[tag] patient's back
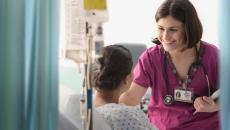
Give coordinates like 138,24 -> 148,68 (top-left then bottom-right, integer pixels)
96,103 -> 153,130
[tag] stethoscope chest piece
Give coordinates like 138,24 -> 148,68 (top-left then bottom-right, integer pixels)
164,95 -> 174,105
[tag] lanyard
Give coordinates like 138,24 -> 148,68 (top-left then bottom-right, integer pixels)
162,46 -> 210,105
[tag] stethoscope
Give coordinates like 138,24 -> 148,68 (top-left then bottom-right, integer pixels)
162,46 -> 211,105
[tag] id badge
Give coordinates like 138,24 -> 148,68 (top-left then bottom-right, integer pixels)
174,87 -> 194,103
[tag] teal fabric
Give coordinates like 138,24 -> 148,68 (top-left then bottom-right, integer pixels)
218,0 -> 230,130
0,0 -> 60,130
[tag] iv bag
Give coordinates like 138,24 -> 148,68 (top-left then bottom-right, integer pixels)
64,0 -> 87,63
84,0 -> 109,23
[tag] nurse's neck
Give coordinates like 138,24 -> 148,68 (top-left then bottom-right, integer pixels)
168,48 -> 195,60
168,42 -> 200,60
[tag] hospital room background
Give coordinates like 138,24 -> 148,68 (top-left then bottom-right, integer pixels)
0,0 -> 230,130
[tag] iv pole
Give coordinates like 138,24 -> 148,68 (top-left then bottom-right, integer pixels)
81,0 -> 108,129
64,0 -> 108,129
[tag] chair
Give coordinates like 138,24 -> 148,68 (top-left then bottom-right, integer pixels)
115,43 -> 147,65
59,113 -> 79,130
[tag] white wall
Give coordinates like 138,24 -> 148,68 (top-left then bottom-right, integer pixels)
104,0 -> 218,47
191,0 -> 218,46
104,0 -> 156,47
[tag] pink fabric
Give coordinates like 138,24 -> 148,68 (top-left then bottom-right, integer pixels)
134,41 -> 220,130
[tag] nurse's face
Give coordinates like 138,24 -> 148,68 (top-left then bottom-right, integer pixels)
157,16 -> 186,53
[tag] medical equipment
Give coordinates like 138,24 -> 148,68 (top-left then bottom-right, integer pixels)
64,0 -> 108,129
162,47 -> 211,105
64,0 -> 87,63
152,39 -> 212,105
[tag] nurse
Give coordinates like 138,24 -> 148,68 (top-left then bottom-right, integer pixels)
119,0 -> 220,129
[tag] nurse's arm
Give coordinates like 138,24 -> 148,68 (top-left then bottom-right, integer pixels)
119,82 -> 147,106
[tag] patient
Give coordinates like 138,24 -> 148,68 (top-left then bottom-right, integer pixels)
93,45 -> 153,130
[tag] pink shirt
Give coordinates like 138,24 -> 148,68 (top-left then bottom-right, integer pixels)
134,41 -> 220,130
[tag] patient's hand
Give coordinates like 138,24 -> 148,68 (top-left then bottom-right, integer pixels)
193,96 -> 219,114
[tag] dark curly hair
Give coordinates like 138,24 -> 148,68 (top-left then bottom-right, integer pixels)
93,45 -> 133,91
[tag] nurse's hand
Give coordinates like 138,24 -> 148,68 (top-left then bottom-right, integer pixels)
193,96 -> 219,114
